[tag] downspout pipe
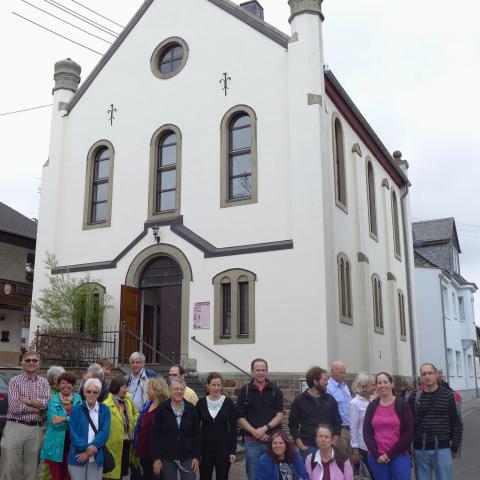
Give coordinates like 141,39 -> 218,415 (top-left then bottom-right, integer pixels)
438,273 -> 450,383
400,186 -> 418,383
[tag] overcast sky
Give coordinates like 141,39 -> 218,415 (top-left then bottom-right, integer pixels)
1,0 -> 479,292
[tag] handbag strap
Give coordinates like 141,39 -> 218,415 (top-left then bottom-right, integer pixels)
82,405 -> 98,435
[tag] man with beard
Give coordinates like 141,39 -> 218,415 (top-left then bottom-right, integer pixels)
289,366 -> 342,460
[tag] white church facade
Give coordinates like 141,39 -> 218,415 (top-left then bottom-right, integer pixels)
31,0 -> 416,379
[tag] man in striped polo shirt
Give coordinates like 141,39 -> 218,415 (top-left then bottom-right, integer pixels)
0,351 -> 51,480
410,363 -> 463,480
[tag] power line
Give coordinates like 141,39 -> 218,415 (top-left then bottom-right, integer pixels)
67,0 -> 124,29
0,103 -> 52,117
12,11 -> 103,55
40,0 -> 119,37
21,0 -> 112,44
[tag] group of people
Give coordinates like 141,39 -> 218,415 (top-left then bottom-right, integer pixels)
0,352 -> 463,480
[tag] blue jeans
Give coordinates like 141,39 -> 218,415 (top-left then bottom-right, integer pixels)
245,438 -> 267,480
368,454 -> 411,480
414,448 -> 452,480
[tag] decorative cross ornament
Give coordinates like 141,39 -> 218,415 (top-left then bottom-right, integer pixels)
219,73 -> 231,96
107,104 -> 117,126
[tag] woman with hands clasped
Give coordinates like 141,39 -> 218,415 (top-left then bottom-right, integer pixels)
152,378 -> 201,480
363,372 -> 414,480
67,378 -> 111,480
196,373 -> 237,480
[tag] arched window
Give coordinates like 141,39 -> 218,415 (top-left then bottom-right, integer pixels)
73,283 -> 108,333
366,161 -> 377,238
83,141 -> 114,229
398,289 -> 407,340
333,117 -> 347,211
337,253 -> 352,324
220,105 -> 258,207
213,269 -> 256,344
391,190 -> 401,258
371,274 -> 383,333
148,124 -> 182,220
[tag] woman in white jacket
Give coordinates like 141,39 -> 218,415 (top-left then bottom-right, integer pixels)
349,373 -> 376,477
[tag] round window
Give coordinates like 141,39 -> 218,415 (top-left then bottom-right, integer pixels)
151,37 -> 189,79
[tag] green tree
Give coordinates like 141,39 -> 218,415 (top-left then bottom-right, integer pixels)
32,253 -> 111,331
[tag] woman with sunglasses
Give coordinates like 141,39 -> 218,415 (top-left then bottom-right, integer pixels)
68,378 -> 111,480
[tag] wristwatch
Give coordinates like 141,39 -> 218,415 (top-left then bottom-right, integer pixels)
266,423 -> 273,432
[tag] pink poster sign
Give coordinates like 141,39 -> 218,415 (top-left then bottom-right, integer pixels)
193,302 -> 210,329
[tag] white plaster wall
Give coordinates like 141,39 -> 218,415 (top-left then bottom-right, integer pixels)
0,308 -> 22,353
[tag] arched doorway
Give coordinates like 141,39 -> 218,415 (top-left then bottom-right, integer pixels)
121,244 -> 192,364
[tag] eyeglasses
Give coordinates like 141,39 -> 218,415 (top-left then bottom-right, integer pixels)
168,373 -> 179,377
85,390 -> 99,395
25,359 -> 39,363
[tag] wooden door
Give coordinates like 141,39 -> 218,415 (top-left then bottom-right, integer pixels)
120,285 -> 140,362
143,305 -> 154,364
158,285 -> 181,364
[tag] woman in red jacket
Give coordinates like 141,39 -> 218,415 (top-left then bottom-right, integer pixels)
363,372 -> 414,480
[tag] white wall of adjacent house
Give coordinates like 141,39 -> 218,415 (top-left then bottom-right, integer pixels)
31,0 -> 414,376
415,266 -> 478,395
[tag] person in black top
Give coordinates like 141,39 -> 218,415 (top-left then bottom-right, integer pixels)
289,366 -> 342,460
237,358 -> 284,480
152,378 -> 201,480
409,363 -> 462,480
196,372 -> 237,480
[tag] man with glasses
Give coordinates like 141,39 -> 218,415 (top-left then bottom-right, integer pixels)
168,365 -> 198,405
0,351 -> 51,480
127,352 -> 157,412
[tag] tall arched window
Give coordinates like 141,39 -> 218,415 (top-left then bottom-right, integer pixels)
220,105 -> 258,208
337,253 -> 352,324
398,289 -> 407,340
148,124 -> 182,220
213,268 -> 256,344
372,273 -> 383,333
366,161 -> 377,238
333,117 -> 347,211
83,140 -> 114,229
391,190 -> 401,258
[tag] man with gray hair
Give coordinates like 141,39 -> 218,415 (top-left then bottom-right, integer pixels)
79,363 -> 109,402
127,352 -> 157,412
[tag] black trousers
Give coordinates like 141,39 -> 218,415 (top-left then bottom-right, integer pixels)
140,459 -> 159,480
200,450 -> 231,480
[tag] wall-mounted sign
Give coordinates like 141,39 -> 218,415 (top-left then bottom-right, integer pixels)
3,283 -> 13,295
193,302 -> 210,329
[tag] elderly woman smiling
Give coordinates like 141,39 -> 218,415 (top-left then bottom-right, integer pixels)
152,378 -> 201,480
68,378 -> 111,480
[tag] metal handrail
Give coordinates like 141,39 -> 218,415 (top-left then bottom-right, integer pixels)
191,336 -> 252,378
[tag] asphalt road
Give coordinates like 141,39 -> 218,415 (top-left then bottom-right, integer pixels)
453,402 -> 480,479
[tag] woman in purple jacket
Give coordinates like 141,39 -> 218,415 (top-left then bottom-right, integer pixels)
363,372 -> 414,480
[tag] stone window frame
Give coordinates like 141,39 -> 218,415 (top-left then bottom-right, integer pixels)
220,105 -> 258,208
83,140 -> 114,230
213,268 -> 256,344
366,158 -> 378,240
332,114 -> 348,213
371,273 -> 384,333
398,289 -> 407,341
148,124 -> 182,221
337,252 -> 353,325
391,190 -> 402,260
150,37 -> 189,80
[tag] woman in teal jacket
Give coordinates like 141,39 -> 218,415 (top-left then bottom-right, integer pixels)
40,372 -> 82,480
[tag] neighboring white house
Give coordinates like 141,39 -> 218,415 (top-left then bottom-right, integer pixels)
31,0 -> 416,380
0,202 -> 36,364
413,217 -> 478,397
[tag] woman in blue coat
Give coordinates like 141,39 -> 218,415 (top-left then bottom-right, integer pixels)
68,378 -> 111,480
256,431 -> 308,480
40,372 -> 82,480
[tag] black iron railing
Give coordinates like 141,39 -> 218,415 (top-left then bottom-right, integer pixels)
191,336 -> 251,378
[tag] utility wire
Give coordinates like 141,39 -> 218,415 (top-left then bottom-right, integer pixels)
67,0 -> 124,29
0,103 -> 53,117
40,0 -> 119,37
12,12 -> 103,54
21,0 -> 112,44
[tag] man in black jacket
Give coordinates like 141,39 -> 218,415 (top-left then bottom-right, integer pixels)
289,366 -> 342,460
409,363 -> 463,480
237,358 -> 284,480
